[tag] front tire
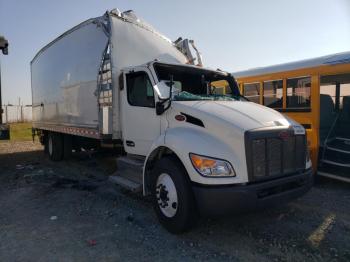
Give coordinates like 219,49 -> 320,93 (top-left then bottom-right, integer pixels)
151,156 -> 198,234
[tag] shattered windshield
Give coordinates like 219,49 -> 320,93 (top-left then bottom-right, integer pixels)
153,63 -> 243,101
173,91 -> 236,101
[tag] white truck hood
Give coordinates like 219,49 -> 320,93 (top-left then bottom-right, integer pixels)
171,100 -> 296,132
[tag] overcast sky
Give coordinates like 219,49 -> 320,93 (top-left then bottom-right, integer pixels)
0,0 -> 349,105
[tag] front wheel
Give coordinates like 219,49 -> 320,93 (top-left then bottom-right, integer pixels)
151,156 -> 198,234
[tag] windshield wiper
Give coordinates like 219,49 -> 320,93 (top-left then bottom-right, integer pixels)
232,93 -> 249,101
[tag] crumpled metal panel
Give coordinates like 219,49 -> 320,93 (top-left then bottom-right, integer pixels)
31,19 -> 109,129
109,14 -> 187,138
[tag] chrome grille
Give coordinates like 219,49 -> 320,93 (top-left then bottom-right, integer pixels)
246,129 -> 306,181
252,139 -> 266,178
267,138 -> 282,176
283,136 -> 296,174
295,136 -> 306,168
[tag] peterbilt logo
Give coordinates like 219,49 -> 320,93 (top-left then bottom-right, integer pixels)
278,131 -> 290,140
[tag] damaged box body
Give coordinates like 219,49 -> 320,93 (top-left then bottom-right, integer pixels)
31,11 -> 186,139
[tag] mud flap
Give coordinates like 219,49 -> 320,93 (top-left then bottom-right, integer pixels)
0,124 -> 10,140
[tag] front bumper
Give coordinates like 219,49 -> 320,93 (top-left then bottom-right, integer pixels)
192,169 -> 313,217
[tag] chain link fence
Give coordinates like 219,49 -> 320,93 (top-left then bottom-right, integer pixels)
1,105 -> 32,123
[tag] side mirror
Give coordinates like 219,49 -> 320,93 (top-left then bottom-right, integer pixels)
2,46 -> 8,55
154,81 -> 172,100
156,102 -> 165,115
0,36 -> 9,55
155,77 -> 175,115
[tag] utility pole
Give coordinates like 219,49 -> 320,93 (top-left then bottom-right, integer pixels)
0,36 -> 9,124
0,59 -> 2,124
0,35 -> 10,140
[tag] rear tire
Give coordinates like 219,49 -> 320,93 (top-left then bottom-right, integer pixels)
63,134 -> 72,160
43,133 -> 49,154
47,132 -> 63,161
151,156 -> 198,234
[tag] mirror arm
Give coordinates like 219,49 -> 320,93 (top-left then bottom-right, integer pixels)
155,75 -> 174,115
168,74 -> 174,98
156,97 -> 171,115
163,100 -> 172,112
158,96 -> 170,105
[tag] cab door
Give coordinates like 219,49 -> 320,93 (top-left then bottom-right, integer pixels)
121,68 -> 160,156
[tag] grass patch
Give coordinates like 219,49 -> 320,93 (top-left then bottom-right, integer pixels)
8,122 -> 33,141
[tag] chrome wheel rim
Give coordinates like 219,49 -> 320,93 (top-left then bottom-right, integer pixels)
156,173 -> 178,218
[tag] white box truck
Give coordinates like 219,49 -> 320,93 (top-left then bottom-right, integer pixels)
31,9 -> 313,233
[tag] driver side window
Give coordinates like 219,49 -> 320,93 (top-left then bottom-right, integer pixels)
126,71 -> 155,108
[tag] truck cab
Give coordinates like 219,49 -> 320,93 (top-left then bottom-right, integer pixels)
118,61 -> 313,233
31,9 -> 312,234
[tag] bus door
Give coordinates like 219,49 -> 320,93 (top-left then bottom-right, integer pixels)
320,73 -> 350,139
319,73 -> 350,181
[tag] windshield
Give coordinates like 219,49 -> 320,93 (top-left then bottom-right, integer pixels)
153,63 -> 243,101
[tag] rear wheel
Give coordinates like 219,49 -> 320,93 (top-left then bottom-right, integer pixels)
151,156 -> 198,234
47,132 -> 63,161
63,134 -> 72,159
43,133 -> 49,154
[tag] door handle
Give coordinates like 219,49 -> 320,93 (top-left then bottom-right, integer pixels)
126,140 -> 135,147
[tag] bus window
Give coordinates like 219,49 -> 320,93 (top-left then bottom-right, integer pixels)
320,84 -> 336,106
340,83 -> 350,109
211,80 -> 229,95
243,82 -> 260,103
286,77 -> 311,110
263,80 -> 283,109
320,73 -> 350,110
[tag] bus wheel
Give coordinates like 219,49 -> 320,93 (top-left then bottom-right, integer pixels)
151,156 -> 197,234
48,132 -> 63,161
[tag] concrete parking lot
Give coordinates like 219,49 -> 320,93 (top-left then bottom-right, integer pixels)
0,141 -> 349,262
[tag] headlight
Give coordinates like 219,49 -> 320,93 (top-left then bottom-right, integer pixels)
305,143 -> 312,169
189,153 -> 235,177
306,147 -> 310,162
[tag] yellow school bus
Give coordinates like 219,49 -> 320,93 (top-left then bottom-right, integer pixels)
232,51 -> 350,182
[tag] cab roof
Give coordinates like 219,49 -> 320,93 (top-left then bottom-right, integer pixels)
123,61 -> 230,76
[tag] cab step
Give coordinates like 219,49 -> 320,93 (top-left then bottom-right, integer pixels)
109,155 -> 145,192
109,175 -> 142,192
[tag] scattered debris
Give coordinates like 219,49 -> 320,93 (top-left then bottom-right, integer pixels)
16,164 -> 25,170
52,177 -> 100,192
1,141 -> 349,261
126,214 -> 134,222
277,213 -> 286,221
16,163 -> 37,170
87,239 -> 97,246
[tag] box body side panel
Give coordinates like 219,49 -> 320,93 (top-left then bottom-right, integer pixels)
31,21 -> 109,131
